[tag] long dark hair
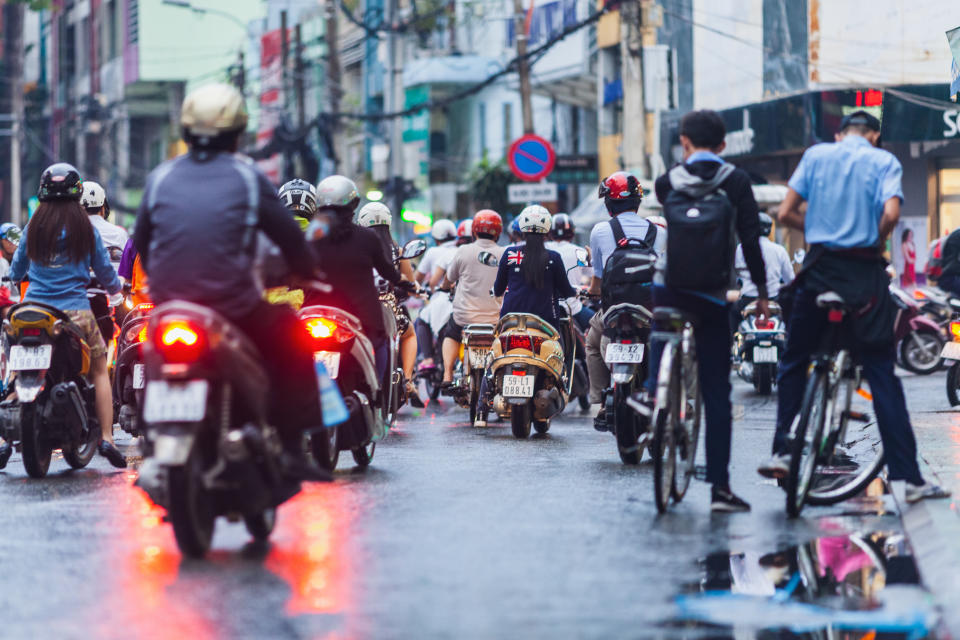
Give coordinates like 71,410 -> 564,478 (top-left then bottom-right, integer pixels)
369,224 -> 398,263
27,199 -> 96,265
521,232 -> 547,289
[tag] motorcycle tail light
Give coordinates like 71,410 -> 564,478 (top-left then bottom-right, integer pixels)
135,303 -> 155,313
951,321 -> 960,340
500,335 -> 545,352
22,328 -> 41,336
155,320 -> 205,362
913,289 -> 927,300
827,309 -> 844,323
753,318 -> 774,330
305,317 -> 354,344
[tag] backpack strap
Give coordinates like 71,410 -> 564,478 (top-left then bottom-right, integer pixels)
609,216 -> 628,248
642,220 -> 658,247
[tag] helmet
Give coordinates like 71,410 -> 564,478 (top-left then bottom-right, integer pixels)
516,205 -> 551,234
431,219 -> 457,243
551,213 -> 574,240
357,202 -> 392,228
315,175 -> 360,212
38,163 -> 83,202
0,223 -> 22,247
599,171 -> 643,202
80,181 -> 106,209
509,217 -> 522,239
457,219 -> 473,238
278,179 -> 317,219
180,83 -> 248,138
758,212 -> 774,237
646,215 -> 667,229
473,209 -> 503,238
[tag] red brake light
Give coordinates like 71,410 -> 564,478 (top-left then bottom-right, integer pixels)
500,335 -> 545,352
155,320 -> 204,362
753,318 -> 774,330
162,324 -> 198,346
135,303 -> 155,312
827,309 -> 844,323
913,289 -> 926,300
22,328 -> 41,336
305,317 -> 353,344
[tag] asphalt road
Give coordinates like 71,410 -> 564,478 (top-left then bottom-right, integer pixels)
0,374 -> 946,639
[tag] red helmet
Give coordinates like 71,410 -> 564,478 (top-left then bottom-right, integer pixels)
472,209 -> 503,239
457,219 -> 473,238
599,171 -> 643,201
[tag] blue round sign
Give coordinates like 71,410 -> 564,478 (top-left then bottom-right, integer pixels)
507,134 -> 556,182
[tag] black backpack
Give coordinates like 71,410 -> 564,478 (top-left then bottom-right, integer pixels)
601,217 -> 659,310
662,163 -> 737,292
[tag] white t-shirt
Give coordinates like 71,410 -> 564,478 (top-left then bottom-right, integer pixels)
417,241 -> 458,277
445,239 -> 505,326
589,213 -> 667,277
735,237 -> 794,298
89,215 -> 129,272
546,240 -> 590,315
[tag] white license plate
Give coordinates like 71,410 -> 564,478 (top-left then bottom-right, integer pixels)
315,351 -> 341,380
132,364 -> 145,390
468,348 -> 488,370
8,345 -> 52,371
605,343 -> 644,364
503,374 -> 535,398
942,342 -> 960,361
143,380 -> 208,423
753,346 -> 779,363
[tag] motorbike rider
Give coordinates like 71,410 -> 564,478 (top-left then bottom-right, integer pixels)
278,178 -> 317,231
132,83 -> 324,480
414,219 -> 458,371
546,213 -> 593,331
585,172 -> 666,432
0,163 -> 126,470
417,219 -> 458,286
304,176 -> 417,386
356,201 -> 424,407
440,209 -> 506,386
508,217 -> 524,245
0,223 -> 22,302
494,205 -> 575,331
264,179 -> 319,309
734,212 -> 794,311
81,181 -> 129,265
455,219 -> 474,247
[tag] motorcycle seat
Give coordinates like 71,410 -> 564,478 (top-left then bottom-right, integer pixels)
815,291 -> 854,311
652,307 -> 697,331
496,313 -> 559,340
742,300 -> 782,316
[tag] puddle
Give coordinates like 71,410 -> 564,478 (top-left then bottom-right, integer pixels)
664,531 -> 941,639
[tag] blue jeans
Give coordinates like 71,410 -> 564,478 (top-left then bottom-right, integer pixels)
645,286 -> 733,486
773,287 -> 923,484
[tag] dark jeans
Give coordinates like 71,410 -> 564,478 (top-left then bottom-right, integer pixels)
414,318 -> 435,361
773,287 -> 923,484
573,307 -> 594,333
645,286 -> 733,486
939,273 -> 960,297
373,336 -> 389,383
233,301 -> 320,447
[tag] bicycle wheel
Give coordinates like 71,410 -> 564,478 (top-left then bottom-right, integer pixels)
652,343 -> 678,514
785,368 -> 830,518
807,379 -> 884,505
672,348 -> 701,502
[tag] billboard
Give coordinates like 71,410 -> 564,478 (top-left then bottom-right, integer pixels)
257,28 -> 285,184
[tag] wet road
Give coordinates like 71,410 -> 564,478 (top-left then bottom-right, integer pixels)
0,375 -> 945,639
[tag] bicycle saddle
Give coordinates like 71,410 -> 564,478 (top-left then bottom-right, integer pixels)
815,291 -> 849,310
652,307 -> 697,330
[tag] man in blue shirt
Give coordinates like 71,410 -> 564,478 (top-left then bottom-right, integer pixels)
758,111 -> 949,504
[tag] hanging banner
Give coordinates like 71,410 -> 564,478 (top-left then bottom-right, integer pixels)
257,29 -> 286,185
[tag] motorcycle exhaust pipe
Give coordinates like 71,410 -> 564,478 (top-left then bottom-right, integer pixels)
533,387 -> 564,421
51,382 -> 88,434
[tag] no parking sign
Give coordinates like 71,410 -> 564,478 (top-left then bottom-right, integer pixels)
507,134 -> 556,183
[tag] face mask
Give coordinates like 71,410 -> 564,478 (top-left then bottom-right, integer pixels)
306,218 -> 329,241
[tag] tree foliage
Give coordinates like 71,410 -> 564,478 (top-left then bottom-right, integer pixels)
468,157 -> 519,218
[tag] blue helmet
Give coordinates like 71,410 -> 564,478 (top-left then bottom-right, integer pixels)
509,217 -> 522,238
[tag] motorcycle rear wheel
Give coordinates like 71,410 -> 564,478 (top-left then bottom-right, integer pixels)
755,364 -> 773,396
63,417 -> 99,470
510,403 -> 532,439
469,371 -> 481,424
20,404 -> 51,478
244,507 -> 277,541
310,424 -> 340,472
614,384 -> 641,465
352,441 -> 375,467
168,450 -> 216,558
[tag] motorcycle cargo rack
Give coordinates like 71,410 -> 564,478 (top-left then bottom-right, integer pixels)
495,313 -> 559,340
463,324 -> 496,348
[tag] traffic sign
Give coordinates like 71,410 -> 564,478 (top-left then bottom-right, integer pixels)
508,182 -> 557,204
507,134 -> 556,183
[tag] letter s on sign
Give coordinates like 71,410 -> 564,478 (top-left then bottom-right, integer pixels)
944,110 -> 960,138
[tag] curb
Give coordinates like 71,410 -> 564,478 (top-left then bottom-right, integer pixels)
889,458 -> 960,638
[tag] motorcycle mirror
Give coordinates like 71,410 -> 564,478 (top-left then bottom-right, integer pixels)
400,238 -> 427,260
793,248 -> 806,265
478,251 -> 499,267
575,248 -> 589,267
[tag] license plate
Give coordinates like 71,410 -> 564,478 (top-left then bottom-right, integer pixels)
143,380 -> 208,423
753,346 -> 779,363
132,364 -> 145,390
468,348 -> 487,370
8,345 -> 52,371
315,351 -> 341,380
503,374 -> 535,398
942,342 -> 960,361
605,343 -> 644,364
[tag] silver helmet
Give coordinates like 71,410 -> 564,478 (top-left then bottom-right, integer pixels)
315,175 -> 360,212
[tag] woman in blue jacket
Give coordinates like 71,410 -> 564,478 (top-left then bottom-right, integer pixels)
493,205 -> 575,331
0,163 -> 126,469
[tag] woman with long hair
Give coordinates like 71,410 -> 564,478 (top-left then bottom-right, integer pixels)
0,163 -> 126,469
494,205 -> 575,330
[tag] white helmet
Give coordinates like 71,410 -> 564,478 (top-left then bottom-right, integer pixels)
357,202 -> 392,228
517,205 -> 552,234
80,181 -> 106,210
431,219 -> 457,242
316,175 -> 360,212
180,82 -> 248,138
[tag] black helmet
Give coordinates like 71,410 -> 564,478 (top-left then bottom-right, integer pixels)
38,163 -> 83,202
551,213 -> 574,240
758,212 -> 773,237
278,179 -> 318,219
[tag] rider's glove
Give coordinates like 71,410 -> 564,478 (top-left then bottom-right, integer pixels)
396,280 -> 418,295
108,292 -> 124,308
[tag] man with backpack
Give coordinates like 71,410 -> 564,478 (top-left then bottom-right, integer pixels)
585,171 -> 666,432
638,109 -> 769,512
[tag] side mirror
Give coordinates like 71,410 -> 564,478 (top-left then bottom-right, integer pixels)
793,248 -> 806,265
574,248 -> 589,267
478,251 -> 499,267
400,238 -> 427,260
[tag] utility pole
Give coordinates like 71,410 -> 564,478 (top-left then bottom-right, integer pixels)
280,10 -> 291,180
619,0 -> 648,178
325,0 -> 341,171
236,49 -> 246,94
4,2 -> 25,225
294,25 -> 306,129
386,0 -> 405,219
512,0 -> 534,134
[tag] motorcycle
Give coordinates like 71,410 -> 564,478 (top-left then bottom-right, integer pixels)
559,300 -> 591,412
942,321 -> 960,405
135,300 -> 300,557
890,284 -> 944,375
113,301 -> 153,437
734,300 -> 786,395
414,287 -> 453,402
299,238 -> 426,471
0,302 -> 101,477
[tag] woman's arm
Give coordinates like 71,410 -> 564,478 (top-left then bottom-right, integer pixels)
493,257 -> 509,297
9,227 -> 28,282
399,258 -> 416,281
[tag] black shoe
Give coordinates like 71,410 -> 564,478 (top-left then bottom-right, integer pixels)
440,381 -> 455,397
0,441 -> 11,470
98,440 -> 128,468
280,451 -> 333,483
406,381 -> 425,408
593,409 -> 609,432
711,485 -> 751,513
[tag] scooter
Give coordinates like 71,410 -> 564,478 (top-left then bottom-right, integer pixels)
113,301 -> 153,436
734,300 -> 786,395
890,284 -> 944,375
0,302 -> 101,477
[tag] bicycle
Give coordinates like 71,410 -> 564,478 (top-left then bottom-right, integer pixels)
648,308 -> 702,514
784,291 -> 885,518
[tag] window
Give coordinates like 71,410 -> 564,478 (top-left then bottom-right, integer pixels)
939,168 -> 960,237
502,102 -> 512,154
128,0 -> 139,45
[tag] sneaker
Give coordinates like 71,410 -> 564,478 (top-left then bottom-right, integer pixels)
593,409 -> 609,432
757,454 -> 790,479
473,418 -> 487,428
711,485 -> 751,512
905,481 -> 952,504
98,440 -> 128,469
0,441 -> 11,470
626,391 -> 655,420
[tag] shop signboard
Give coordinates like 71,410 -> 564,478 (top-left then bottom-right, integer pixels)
552,154 -> 598,184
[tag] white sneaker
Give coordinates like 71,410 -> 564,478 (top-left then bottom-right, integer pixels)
473,419 -> 487,428
757,454 -> 790,479
905,481 -> 952,504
